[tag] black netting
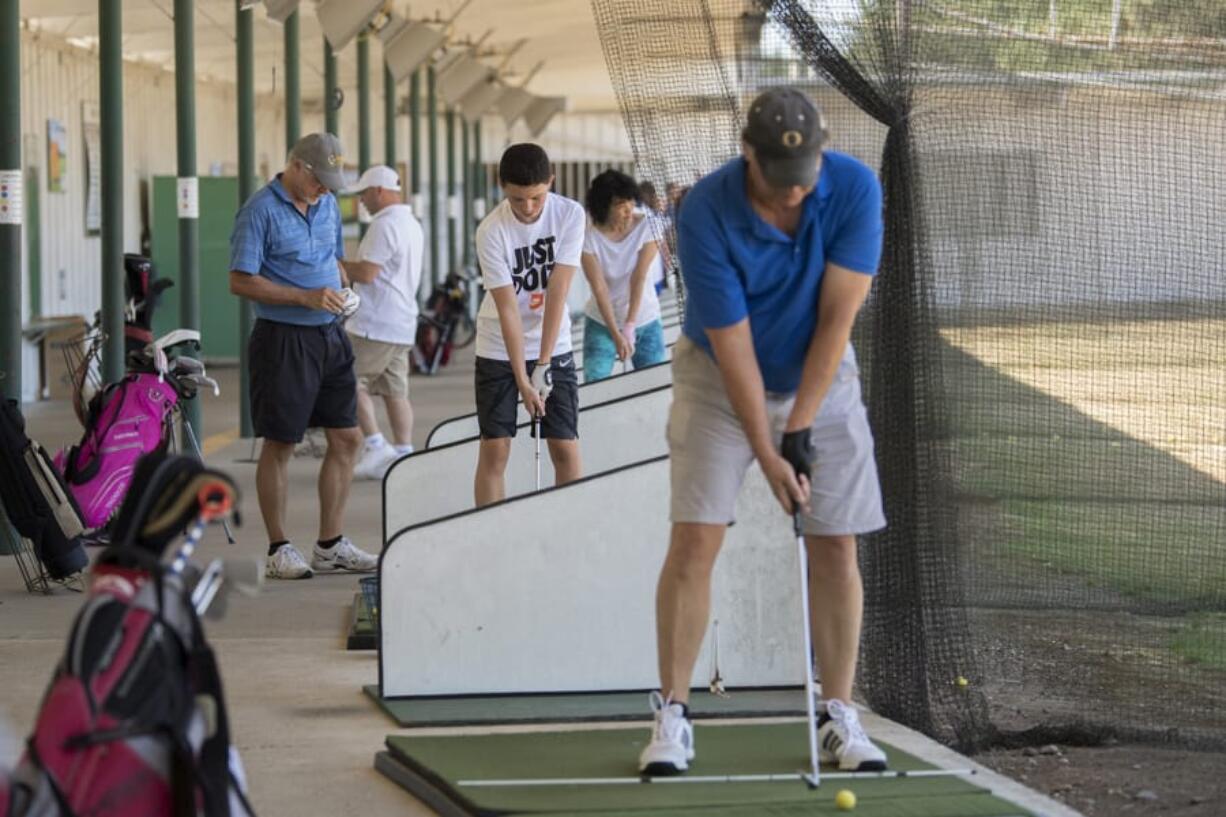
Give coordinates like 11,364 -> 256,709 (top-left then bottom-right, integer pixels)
593,0 -> 1226,752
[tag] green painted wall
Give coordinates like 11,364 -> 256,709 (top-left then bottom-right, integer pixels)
150,176 -> 242,359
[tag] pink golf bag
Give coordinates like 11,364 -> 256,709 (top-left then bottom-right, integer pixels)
56,373 -> 178,529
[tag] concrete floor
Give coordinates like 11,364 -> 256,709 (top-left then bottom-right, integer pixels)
0,344 -> 1078,817
0,351 -> 477,816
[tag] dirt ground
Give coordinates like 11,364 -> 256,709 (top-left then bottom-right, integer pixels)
957,606 -> 1226,816
977,743 -> 1226,816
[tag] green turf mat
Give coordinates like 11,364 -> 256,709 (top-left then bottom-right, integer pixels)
364,685 -> 807,726
378,723 -> 1034,816
348,593 -> 375,651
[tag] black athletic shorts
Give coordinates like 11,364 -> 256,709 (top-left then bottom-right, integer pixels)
474,352 -> 579,440
249,318 -> 357,443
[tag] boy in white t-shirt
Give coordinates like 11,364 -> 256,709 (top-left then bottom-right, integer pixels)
341,165 -> 425,480
473,144 -> 585,506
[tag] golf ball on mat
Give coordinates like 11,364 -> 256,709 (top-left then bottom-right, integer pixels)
835,788 -> 856,810
957,675 -> 969,688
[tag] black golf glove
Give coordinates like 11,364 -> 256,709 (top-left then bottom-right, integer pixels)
780,429 -> 814,481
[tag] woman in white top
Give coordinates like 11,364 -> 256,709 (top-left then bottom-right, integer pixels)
581,170 -> 667,382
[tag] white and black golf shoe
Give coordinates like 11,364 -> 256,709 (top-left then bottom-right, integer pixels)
818,699 -> 888,771
638,691 -> 695,776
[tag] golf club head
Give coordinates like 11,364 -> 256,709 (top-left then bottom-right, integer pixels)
198,558 -> 263,620
171,355 -> 205,372
223,557 -> 264,598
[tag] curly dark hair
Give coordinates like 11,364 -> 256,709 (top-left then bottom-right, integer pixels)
585,169 -> 641,225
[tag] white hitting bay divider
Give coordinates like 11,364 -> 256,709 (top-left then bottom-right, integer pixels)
378,456 -> 803,697
426,359 -> 674,448
383,385 -> 673,541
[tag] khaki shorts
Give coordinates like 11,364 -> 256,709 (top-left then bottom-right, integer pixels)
349,334 -> 412,399
668,337 -> 886,536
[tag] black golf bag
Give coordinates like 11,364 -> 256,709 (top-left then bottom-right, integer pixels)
0,399 -> 88,579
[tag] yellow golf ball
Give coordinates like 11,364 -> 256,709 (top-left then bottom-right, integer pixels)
957,675 -> 969,688
835,788 -> 857,810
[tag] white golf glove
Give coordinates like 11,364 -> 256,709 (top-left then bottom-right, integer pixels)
338,287 -> 361,319
530,362 -> 553,403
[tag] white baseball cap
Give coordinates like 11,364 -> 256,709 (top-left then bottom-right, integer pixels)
350,164 -> 401,193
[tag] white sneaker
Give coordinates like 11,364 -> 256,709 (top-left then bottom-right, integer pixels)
818,699 -> 888,771
638,691 -> 695,776
353,444 -> 398,481
311,537 -> 378,573
266,543 -> 313,580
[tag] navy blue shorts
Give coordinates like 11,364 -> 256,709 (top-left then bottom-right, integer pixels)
249,319 -> 357,443
474,352 -> 579,440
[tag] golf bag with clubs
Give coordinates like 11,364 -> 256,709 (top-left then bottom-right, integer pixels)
55,331 -> 217,531
412,270 -> 476,375
55,371 -> 179,529
0,452 -> 256,817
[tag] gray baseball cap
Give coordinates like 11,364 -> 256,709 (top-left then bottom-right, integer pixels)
743,87 -> 827,189
289,132 -> 346,192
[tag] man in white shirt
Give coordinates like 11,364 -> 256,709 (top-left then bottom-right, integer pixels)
340,165 -> 424,480
473,144 -> 584,506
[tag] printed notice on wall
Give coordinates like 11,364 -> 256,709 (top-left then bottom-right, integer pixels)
177,177 -> 199,219
83,101 -> 101,234
0,170 -> 23,225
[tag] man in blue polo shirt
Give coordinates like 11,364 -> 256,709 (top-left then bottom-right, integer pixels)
229,132 -> 378,580
638,89 -> 888,775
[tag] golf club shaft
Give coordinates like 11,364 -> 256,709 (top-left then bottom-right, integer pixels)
169,516 -> 208,576
796,514 -> 820,786
533,413 -> 541,491
182,417 -> 237,544
458,768 -> 974,787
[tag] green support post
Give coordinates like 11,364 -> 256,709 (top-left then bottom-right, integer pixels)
474,118 -> 483,209
427,66 -> 439,285
357,35 -> 370,237
324,38 -> 338,136
237,2 -> 255,438
358,35 -> 370,172
0,0 -> 20,399
99,0 -> 124,383
445,107 -> 456,277
408,70 -> 421,301
384,64 -> 396,168
284,10 -> 300,149
461,118 -> 471,267
411,69 -> 421,191
174,0 -> 201,440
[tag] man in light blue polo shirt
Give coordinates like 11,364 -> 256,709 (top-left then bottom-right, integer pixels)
639,88 -> 889,775
229,133 -> 378,580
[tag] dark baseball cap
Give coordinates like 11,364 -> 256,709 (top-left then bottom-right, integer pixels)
289,132 -> 346,192
743,87 -> 827,189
